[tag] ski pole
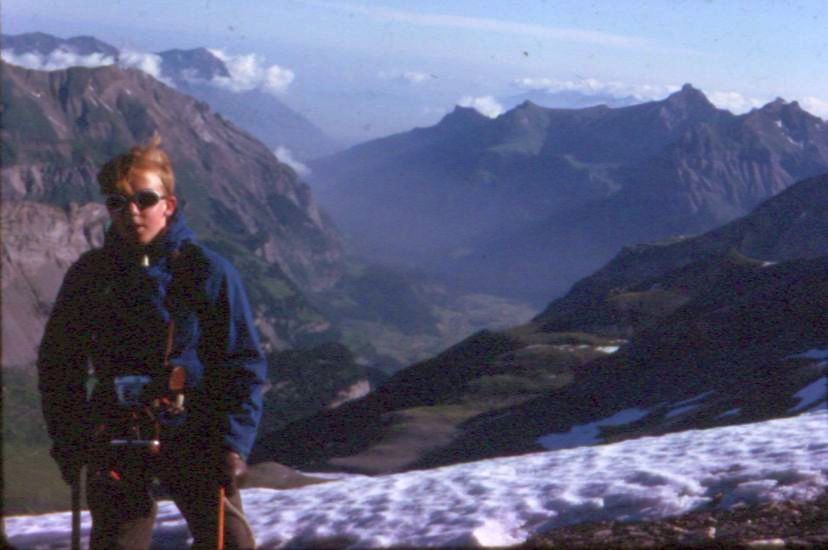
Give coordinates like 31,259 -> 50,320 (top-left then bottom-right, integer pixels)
217,485 -> 226,550
71,470 -> 81,550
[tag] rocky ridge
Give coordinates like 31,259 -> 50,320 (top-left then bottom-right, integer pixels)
2,32 -> 341,160
310,85 -> 828,304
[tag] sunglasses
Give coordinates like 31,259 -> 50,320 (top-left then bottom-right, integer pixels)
105,190 -> 167,211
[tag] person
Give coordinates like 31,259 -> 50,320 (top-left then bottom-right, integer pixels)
37,133 -> 267,549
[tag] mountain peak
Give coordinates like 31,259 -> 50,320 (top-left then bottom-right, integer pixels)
441,105 -> 490,126
2,32 -> 119,58
665,83 -> 712,106
756,96 -> 818,122
157,47 -> 230,80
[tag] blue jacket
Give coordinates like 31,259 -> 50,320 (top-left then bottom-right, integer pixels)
37,213 -> 267,460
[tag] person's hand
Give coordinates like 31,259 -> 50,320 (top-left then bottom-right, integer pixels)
220,450 -> 248,497
50,444 -> 86,486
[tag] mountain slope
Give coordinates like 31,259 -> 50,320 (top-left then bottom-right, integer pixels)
156,46 -> 342,160
2,32 -> 341,161
262,172 -> 828,473
1,60 -> 343,362
309,86 -> 828,304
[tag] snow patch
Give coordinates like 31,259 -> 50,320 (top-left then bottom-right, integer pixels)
672,390 -> 715,408
665,404 -> 700,419
537,408 -> 649,450
790,377 -> 827,413
8,409 -> 828,549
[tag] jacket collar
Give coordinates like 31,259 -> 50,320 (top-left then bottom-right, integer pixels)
104,212 -> 196,266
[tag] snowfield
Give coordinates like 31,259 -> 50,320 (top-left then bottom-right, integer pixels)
7,405 -> 828,549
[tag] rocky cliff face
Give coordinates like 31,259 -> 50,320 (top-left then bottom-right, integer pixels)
1,60 -> 344,364
2,201 -> 108,368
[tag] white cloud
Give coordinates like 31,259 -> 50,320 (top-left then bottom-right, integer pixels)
0,48 -> 116,70
458,95 -> 504,118
208,49 -> 295,94
311,1 -> 650,49
377,70 -> 434,85
801,97 -> 828,119
707,90 -> 765,114
402,71 -> 431,84
117,50 -> 167,82
513,76 -> 679,101
0,47 -> 175,86
274,146 -> 310,176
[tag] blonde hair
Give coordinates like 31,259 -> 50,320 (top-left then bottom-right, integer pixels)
97,133 -> 175,196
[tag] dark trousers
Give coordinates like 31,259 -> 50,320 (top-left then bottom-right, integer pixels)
87,448 -> 256,549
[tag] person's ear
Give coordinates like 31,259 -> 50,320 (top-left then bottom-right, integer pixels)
165,195 -> 178,217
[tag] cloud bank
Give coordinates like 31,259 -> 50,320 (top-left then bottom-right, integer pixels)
801,97 -> 828,119
513,76 -> 679,102
706,90 -> 765,114
208,49 -> 295,94
0,49 -> 116,71
0,46 -> 294,95
378,70 -> 434,85
458,95 -> 504,118
118,50 -> 167,83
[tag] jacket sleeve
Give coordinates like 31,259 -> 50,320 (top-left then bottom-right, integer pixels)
37,259 -> 93,449
204,258 -> 268,461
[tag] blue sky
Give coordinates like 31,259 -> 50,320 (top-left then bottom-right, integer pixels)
4,0 -> 828,139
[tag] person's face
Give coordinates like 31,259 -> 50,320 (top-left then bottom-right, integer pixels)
106,170 -> 177,246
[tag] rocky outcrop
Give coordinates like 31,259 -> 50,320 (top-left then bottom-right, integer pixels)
1,201 -> 108,368
524,492 -> 828,548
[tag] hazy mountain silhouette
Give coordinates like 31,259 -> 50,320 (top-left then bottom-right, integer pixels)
309,85 -> 828,305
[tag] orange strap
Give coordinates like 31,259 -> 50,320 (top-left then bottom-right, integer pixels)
217,486 -> 226,550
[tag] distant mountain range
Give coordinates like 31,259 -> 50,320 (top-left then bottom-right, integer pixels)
1,31 -> 118,58
309,85 -> 828,305
260,173 -> 828,473
500,88 -> 641,111
1,32 -> 341,160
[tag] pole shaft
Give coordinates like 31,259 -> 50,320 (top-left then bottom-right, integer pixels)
217,486 -> 225,550
71,475 -> 81,550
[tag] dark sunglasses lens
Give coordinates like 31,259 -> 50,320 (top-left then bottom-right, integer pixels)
135,190 -> 162,209
106,191 -> 163,210
106,194 -> 128,210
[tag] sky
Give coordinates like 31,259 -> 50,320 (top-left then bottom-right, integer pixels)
7,404 -> 827,548
3,1 -> 828,139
